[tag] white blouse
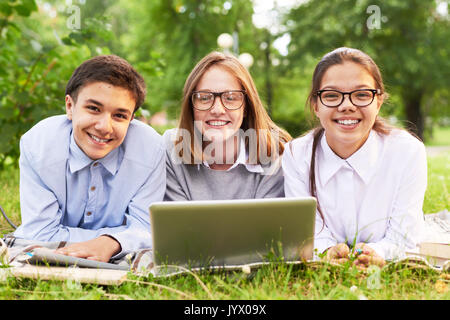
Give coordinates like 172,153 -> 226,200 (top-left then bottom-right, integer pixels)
282,129 -> 427,260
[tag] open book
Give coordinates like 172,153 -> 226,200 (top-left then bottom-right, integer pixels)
406,242 -> 450,268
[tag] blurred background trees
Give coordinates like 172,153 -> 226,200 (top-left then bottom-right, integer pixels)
0,0 -> 448,167
286,0 -> 450,140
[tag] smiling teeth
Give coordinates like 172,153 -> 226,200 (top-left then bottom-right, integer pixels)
208,121 -> 228,126
337,119 -> 359,125
89,134 -> 110,143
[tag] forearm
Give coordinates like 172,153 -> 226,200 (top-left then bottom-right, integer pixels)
14,219 -> 128,243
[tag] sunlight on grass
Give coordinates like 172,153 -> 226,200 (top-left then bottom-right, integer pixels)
0,166 -> 19,235
424,151 -> 450,213
426,126 -> 450,147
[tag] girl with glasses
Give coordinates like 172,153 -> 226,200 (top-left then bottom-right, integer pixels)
164,51 -> 291,201
282,47 -> 427,268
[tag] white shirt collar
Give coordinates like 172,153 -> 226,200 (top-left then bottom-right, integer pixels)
318,130 -> 380,186
198,135 -> 264,173
346,130 -> 381,184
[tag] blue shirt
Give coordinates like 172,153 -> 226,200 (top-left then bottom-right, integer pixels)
14,115 -> 166,256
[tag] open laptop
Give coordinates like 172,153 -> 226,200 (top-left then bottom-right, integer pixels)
149,197 -> 316,273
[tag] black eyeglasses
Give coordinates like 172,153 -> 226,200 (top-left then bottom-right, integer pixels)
191,90 -> 246,111
316,89 -> 381,108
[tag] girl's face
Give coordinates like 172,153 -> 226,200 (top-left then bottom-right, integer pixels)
193,66 -> 245,144
314,61 -> 383,159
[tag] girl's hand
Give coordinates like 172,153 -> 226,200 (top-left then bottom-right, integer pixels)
352,243 -> 385,268
325,243 -> 350,264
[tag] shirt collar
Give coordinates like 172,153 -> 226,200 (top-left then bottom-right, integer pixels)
317,133 -> 345,187
345,130 -> 380,184
68,133 -> 92,173
318,130 -> 380,186
99,146 -> 121,176
68,132 -> 121,175
199,135 -> 264,173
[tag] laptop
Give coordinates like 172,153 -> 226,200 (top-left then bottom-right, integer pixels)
149,197 -> 316,272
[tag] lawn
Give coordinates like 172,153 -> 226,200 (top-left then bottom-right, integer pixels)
0,151 -> 448,301
427,126 -> 450,147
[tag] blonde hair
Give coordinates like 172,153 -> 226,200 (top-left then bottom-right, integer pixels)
176,51 -> 291,164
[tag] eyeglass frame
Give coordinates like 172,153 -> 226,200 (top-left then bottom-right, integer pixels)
191,90 -> 247,111
316,89 -> 381,108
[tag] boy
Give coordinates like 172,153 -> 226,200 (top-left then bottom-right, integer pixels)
12,55 -> 165,262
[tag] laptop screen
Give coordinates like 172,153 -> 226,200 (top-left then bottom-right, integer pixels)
150,197 -> 316,269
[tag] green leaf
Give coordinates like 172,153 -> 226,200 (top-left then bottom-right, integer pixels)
0,103 -> 16,120
13,0 -> 37,17
61,36 -> 76,46
0,3 -> 13,16
16,91 -> 29,105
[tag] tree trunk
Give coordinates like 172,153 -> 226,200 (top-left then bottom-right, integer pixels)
403,89 -> 424,141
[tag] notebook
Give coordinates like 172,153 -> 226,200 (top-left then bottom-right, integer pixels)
149,197 -> 316,272
23,248 -> 130,271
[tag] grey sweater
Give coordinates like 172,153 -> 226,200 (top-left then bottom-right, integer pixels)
163,129 -> 285,201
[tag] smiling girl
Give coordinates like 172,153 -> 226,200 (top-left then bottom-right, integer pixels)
164,51 -> 291,201
282,48 -> 427,267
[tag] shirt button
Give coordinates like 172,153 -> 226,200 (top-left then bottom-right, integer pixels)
90,186 -> 96,191
93,162 -> 99,167
86,211 -> 92,216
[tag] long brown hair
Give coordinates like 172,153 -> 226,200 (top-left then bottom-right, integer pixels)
176,51 -> 292,164
306,47 -> 394,228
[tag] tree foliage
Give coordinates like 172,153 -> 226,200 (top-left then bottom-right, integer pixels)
0,0 -> 448,166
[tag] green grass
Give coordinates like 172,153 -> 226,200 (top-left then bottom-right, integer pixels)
0,261 -> 447,300
0,165 -> 19,235
0,154 -> 449,300
423,151 -> 450,213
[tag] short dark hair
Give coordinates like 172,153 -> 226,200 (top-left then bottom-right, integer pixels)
65,55 -> 146,111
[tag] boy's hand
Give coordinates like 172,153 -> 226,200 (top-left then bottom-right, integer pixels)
325,243 -> 350,264
55,235 -> 121,262
352,243 -> 385,268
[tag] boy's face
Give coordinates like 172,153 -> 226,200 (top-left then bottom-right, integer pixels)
65,82 -> 136,160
